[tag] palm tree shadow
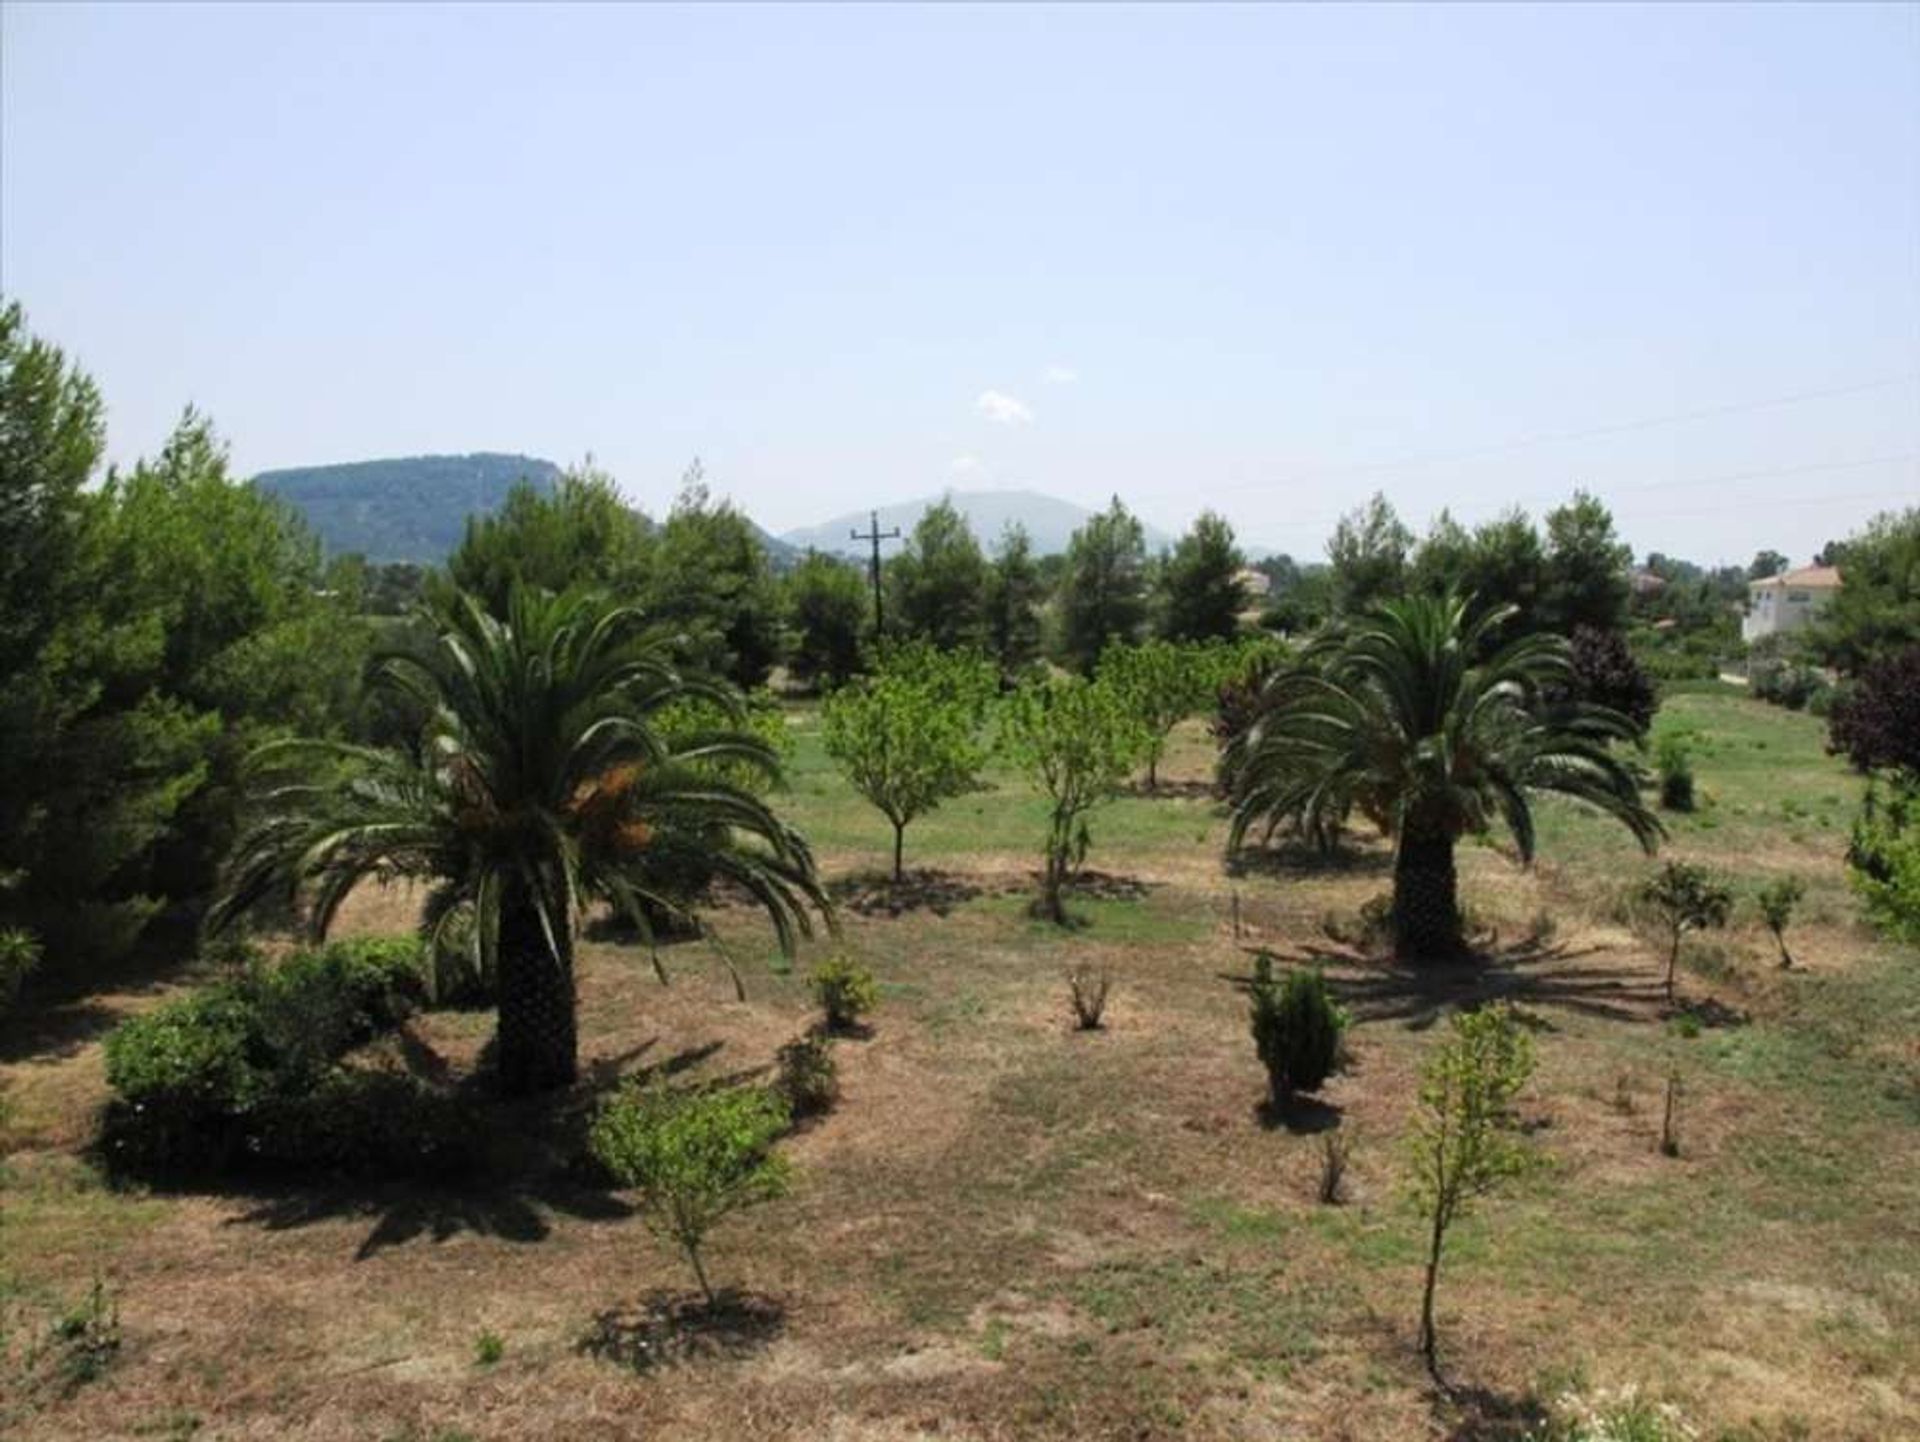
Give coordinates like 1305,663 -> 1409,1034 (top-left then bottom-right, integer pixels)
229,1171 -> 635,1261
1274,936 -> 1668,1029
217,1036 -> 743,1260
1227,839 -> 1391,880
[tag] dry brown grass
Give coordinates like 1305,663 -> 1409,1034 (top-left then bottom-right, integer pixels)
1,696 -> 1914,1440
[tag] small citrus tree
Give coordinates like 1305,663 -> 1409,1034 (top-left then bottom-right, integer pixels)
1408,1002 -> 1537,1385
1097,640 -> 1214,790
1637,861 -> 1733,1003
999,676 -> 1149,924
821,649 -> 994,882
1755,876 -> 1803,969
589,1082 -> 791,1306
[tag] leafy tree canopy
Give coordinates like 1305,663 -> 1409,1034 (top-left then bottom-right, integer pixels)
448,466 -> 651,616
1810,508 -> 1920,676
783,550 -> 868,690
1327,493 -> 1413,616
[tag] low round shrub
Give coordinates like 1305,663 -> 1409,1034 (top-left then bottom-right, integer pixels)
100,934 -> 437,1177
1247,955 -> 1347,1112
809,956 -> 878,1033
773,1033 -> 839,1119
247,1069 -> 480,1177
1655,734 -> 1694,813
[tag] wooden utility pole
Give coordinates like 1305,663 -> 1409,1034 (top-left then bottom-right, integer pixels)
850,510 -> 901,638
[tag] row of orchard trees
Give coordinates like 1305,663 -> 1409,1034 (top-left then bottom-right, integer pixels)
822,639 -> 1282,918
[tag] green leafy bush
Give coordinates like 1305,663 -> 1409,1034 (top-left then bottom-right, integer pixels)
0,927 -> 43,1010
1654,733 -> 1694,812
589,1082 -> 792,1303
1850,779 -> 1920,945
1526,1385 -> 1698,1442
1749,640 -> 1829,711
773,1033 -> 839,1119
809,955 -> 878,1033
1247,955 -> 1346,1112
101,935 -> 439,1175
247,938 -> 427,1086
245,1068 -> 478,1176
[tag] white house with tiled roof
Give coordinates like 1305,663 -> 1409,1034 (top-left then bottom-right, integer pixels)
1742,564 -> 1842,644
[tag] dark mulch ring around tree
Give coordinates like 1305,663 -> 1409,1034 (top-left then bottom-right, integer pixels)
577,1289 -> 787,1373
828,868 -> 999,917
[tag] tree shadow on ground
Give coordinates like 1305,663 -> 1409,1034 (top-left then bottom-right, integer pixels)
229,1169 -> 635,1260
578,1288 -> 786,1373
1432,1380 -> 1551,1441
0,995 -> 138,1066
1061,869 -> 1155,902
1676,996 -> 1749,1030
1118,779 -> 1219,802
1226,839 -> 1391,880
829,868 -> 990,918
1266,936 -> 1669,1030
214,1036 -> 748,1260
1253,1095 -> 1342,1135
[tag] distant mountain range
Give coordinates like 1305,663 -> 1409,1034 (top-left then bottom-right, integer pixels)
254,454 -> 800,567
780,489 -> 1176,559
255,460 -> 1270,570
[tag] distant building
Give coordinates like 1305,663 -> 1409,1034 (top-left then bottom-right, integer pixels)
1742,565 -> 1841,644
1630,568 -> 1668,598
1235,567 -> 1272,599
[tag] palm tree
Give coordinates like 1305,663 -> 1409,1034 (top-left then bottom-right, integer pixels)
1226,593 -> 1659,959
211,585 -> 830,1095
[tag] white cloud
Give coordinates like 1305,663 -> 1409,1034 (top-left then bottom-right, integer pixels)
1042,364 -> 1078,385
975,389 -> 1034,425
949,455 -> 982,474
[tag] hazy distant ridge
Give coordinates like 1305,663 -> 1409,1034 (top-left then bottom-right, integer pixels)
781,489 -> 1177,558
257,452 -> 801,567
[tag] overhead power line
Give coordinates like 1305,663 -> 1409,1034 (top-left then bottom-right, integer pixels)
1128,373 -> 1918,504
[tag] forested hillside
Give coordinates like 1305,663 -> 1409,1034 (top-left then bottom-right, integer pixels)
255,453 -> 562,562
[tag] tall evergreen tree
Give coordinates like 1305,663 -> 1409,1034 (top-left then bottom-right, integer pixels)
644,463 -> 783,689
1540,490 -> 1630,636
984,522 -> 1045,682
888,497 -> 988,649
1327,492 -> 1413,615
1159,510 -> 1246,642
784,550 -> 868,689
1057,497 -> 1149,672
448,466 -> 652,615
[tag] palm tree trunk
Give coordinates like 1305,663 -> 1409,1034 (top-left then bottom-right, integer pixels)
1393,830 -> 1464,960
496,874 -> 578,1096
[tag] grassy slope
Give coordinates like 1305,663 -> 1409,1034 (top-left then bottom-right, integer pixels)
1,687 -> 1914,1440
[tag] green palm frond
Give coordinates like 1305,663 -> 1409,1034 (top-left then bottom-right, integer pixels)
210,583 -> 832,985
1227,591 -> 1660,862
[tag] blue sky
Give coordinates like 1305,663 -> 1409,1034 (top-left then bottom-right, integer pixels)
4,2 -> 1915,562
